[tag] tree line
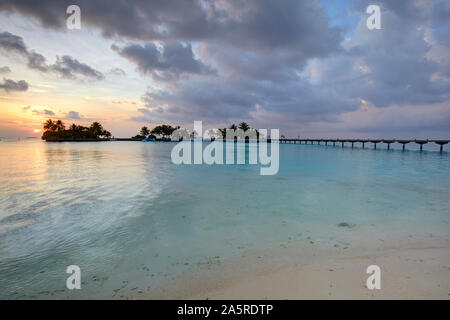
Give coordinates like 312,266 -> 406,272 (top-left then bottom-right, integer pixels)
133,124 -> 180,140
217,122 -> 259,139
41,119 -> 112,140
134,122 -> 259,140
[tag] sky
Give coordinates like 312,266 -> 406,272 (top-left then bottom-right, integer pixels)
0,0 -> 449,139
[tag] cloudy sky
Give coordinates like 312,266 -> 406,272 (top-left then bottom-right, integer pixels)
0,0 -> 449,138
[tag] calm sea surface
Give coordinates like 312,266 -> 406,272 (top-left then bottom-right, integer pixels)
0,140 -> 449,299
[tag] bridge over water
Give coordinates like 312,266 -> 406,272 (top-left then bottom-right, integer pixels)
279,139 -> 449,152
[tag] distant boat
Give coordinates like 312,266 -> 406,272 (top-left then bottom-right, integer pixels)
142,137 -> 156,142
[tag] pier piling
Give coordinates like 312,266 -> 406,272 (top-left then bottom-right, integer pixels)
382,140 -> 395,150
370,140 -> 381,150
397,140 -> 410,151
415,140 -> 428,151
434,140 -> 448,152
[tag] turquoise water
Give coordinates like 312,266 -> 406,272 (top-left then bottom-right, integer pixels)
0,140 -> 449,299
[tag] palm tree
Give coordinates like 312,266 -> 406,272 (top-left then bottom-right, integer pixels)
229,124 -> 237,131
150,124 -> 179,139
140,126 -> 150,137
151,126 -> 163,138
238,122 -> 250,132
162,125 -> 178,138
218,128 -> 227,138
89,122 -> 104,137
55,120 -> 65,132
43,119 -> 56,132
102,130 -> 112,138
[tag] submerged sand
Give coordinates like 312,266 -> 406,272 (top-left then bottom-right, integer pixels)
133,222 -> 450,300
187,247 -> 450,299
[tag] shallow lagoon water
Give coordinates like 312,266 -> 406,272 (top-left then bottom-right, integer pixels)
0,140 -> 449,299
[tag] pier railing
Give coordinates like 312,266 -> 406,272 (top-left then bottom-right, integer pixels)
279,139 -> 449,152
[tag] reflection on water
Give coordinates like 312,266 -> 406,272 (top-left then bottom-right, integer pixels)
0,140 -> 449,299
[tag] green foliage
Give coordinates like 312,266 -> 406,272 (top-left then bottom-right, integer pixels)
219,122 -> 260,139
132,124 -> 180,140
218,128 -> 227,138
140,126 -> 150,137
150,124 -> 180,138
238,122 -> 250,131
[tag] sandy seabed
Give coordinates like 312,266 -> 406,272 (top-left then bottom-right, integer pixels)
134,223 -> 450,300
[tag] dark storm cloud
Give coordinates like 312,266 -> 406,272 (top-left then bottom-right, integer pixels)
137,73 -> 359,124
431,1 -> 450,46
0,66 -> 10,74
0,31 -> 104,80
112,42 -> 215,81
318,1 -> 450,109
129,108 -> 154,123
0,78 -> 28,91
32,109 -> 54,116
51,56 -> 104,80
66,111 -> 82,119
0,30 -> 27,52
0,0 -> 344,124
0,0 -> 341,53
108,67 -> 126,76
134,0 -> 450,130
0,31 -> 48,71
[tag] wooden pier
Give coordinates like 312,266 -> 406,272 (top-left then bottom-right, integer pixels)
279,139 -> 449,152
43,137 -> 449,152
44,138 -> 141,142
